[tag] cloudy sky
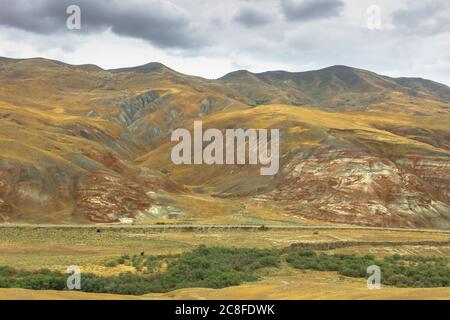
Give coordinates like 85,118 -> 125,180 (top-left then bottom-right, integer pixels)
0,0 -> 449,85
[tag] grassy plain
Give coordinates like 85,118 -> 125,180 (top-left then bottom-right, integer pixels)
0,225 -> 449,299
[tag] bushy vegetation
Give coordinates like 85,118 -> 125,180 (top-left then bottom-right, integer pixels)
0,246 -> 280,295
105,253 -> 167,272
1,247 -> 450,295
287,250 -> 450,288
157,246 -> 280,290
0,267 -> 67,291
104,254 -> 132,268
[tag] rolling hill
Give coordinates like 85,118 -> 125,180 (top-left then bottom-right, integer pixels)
0,57 -> 449,228
219,65 -> 450,113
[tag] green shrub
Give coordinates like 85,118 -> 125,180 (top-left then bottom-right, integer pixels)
0,246 -> 281,295
2,247 -> 447,294
287,249 -> 450,288
105,260 -> 119,268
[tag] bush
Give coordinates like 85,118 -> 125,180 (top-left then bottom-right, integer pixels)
105,260 -> 119,268
2,247 -> 447,294
287,249 -> 450,288
0,246 -> 281,295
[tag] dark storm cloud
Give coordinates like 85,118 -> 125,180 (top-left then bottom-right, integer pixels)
0,0 -> 206,49
233,7 -> 272,27
392,1 -> 450,36
280,0 -> 344,21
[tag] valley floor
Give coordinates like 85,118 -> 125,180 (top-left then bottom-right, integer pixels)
1,270 -> 450,300
0,224 -> 450,300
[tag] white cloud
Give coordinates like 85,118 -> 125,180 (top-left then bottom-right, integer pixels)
0,0 -> 448,85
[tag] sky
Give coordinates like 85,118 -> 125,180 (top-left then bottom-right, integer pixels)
0,0 -> 449,85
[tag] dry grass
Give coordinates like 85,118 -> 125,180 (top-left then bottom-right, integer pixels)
1,226 -> 450,299
1,225 -> 449,269
140,104 -> 450,191
1,269 -> 450,300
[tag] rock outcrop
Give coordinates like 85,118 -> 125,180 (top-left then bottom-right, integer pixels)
263,147 -> 450,228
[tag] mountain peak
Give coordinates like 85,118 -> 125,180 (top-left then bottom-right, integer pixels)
109,62 -> 170,74
321,65 -> 356,71
219,69 -> 253,81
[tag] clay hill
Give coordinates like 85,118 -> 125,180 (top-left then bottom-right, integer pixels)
0,57 -> 449,228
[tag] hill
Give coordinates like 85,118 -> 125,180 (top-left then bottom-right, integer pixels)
219,65 -> 450,113
0,57 -> 449,228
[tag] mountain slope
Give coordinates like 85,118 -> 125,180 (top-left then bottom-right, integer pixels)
219,65 -> 450,113
139,105 -> 450,228
0,57 -> 449,228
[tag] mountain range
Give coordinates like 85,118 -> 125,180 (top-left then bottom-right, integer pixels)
0,57 -> 449,228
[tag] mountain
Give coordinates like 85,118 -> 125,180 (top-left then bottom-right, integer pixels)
219,65 -> 450,113
109,62 -> 169,74
0,57 -> 449,228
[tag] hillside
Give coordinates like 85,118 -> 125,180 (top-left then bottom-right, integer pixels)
220,66 -> 450,113
0,57 -> 449,228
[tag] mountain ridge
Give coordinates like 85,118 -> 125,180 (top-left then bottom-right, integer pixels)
0,57 -> 449,228
2,56 -> 449,91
